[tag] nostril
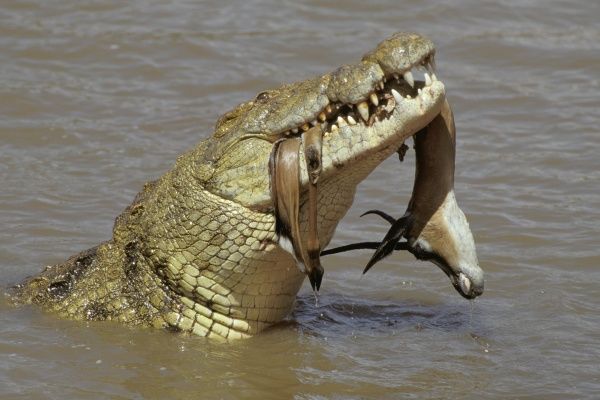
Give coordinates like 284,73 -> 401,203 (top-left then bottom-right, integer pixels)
458,272 -> 484,298
458,273 -> 471,294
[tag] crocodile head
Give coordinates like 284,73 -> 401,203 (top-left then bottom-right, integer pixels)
203,32 -> 445,256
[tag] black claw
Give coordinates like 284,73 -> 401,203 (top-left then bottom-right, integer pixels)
363,215 -> 411,274
320,241 -> 409,256
308,265 -> 324,291
321,242 -> 380,256
319,210 -> 413,275
360,209 -> 396,225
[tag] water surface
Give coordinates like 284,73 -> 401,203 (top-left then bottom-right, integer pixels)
1,1 -> 599,399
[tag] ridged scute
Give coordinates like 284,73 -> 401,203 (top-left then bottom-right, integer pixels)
362,32 -> 435,75
326,61 -> 384,104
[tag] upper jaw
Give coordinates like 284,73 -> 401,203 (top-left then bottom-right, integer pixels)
273,35 -> 439,140
233,32 -> 439,140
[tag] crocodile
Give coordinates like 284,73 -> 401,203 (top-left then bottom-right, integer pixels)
10,32 -> 483,339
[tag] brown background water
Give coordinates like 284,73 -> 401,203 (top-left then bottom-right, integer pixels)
1,1 -> 598,399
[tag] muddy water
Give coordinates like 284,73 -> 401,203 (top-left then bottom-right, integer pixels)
1,1 -> 599,398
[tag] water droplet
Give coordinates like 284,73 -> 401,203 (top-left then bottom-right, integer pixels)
468,299 -> 474,328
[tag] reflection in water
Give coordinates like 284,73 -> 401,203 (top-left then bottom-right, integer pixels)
292,293 -> 478,336
1,0 -> 599,398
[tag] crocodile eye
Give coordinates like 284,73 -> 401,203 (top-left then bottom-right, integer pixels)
255,91 -> 270,101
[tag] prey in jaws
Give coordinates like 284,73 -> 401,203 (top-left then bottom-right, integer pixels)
269,126 -> 325,291
322,100 -> 484,299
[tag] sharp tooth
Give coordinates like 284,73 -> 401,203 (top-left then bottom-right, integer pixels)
379,81 -> 384,90
425,62 -> 434,74
424,72 -> 432,86
292,127 -> 299,134
417,88 -> 422,96
347,115 -> 357,125
384,97 -> 395,113
311,120 -> 318,126
318,112 -> 326,122
431,73 -> 438,81
325,105 -> 332,114
403,71 -> 414,88
302,123 -> 310,131
331,124 -> 338,132
391,89 -> 402,104
370,93 -> 379,106
406,94 -> 412,99
430,57 -> 436,71
357,101 -> 369,122
337,116 -> 347,127
284,130 -> 291,136
393,73 -> 399,80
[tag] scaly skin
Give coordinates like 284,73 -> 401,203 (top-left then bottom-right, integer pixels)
11,32 -> 446,339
